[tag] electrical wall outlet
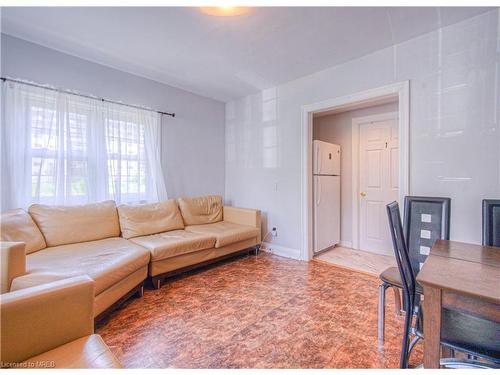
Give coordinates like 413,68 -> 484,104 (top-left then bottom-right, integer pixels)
271,227 -> 277,237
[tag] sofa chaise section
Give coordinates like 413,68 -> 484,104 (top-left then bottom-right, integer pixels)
10,237 -> 150,317
0,274 -> 121,368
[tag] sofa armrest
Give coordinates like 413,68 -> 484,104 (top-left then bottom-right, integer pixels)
223,206 -> 261,241
0,275 -> 95,365
1,242 -> 26,294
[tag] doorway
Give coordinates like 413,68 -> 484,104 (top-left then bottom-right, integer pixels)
300,82 -> 410,262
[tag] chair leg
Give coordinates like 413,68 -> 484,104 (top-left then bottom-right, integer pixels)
378,283 -> 389,344
393,287 -> 402,316
408,335 -> 421,358
400,297 -> 413,369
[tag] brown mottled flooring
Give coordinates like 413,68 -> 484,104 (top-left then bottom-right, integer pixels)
96,252 -> 422,368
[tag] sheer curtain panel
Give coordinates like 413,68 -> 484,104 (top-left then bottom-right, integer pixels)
1,81 -> 168,210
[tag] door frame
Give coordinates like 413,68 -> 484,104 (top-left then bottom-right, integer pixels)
300,81 -> 410,261
351,111 -> 399,253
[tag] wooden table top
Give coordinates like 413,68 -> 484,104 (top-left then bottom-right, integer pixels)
417,240 -> 500,304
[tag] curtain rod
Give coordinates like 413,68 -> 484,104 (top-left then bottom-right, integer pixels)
1,77 -> 175,118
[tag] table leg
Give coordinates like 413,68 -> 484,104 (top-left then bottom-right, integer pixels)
423,286 -> 442,368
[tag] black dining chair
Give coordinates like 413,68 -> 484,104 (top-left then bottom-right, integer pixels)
386,201 -> 500,369
386,201 -> 416,368
378,196 -> 450,343
482,199 -> 500,247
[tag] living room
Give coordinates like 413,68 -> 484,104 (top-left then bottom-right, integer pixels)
1,2 -> 499,372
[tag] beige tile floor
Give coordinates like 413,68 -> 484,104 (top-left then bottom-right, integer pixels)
315,246 -> 396,276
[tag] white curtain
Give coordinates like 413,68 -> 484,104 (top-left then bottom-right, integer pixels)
1,81 -> 168,210
142,111 -> 168,202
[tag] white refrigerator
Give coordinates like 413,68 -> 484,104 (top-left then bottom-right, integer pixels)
313,140 -> 341,253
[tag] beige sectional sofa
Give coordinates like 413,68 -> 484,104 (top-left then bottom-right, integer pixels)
1,195 -> 261,318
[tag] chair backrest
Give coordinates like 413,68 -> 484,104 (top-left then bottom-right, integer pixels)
386,201 -> 416,302
482,199 -> 500,247
403,196 -> 451,276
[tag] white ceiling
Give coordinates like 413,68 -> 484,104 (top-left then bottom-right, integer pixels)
1,7 -> 494,102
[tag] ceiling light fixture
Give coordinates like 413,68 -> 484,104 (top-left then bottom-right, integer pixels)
199,7 -> 251,17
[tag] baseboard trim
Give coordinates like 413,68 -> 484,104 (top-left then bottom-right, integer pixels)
339,240 -> 353,248
262,242 -> 300,260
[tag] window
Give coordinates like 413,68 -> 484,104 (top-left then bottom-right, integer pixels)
29,103 -> 90,204
2,81 -> 167,209
105,115 -> 150,202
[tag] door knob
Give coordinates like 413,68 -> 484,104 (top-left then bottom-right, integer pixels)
360,192 -> 366,197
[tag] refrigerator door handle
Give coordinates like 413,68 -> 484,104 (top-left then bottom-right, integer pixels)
315,178 -> 318,205
316,143 -> 322,174
316,177 -> 322,206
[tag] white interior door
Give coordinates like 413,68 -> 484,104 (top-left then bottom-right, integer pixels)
358,117 -> 399,255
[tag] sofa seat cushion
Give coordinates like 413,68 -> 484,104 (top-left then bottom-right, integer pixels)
130,230 -> 216,261
185,221 -> 259,248
22,334 -> 122,369
11,238 -> 150,295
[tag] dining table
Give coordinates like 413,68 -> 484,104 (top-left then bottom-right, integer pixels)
416,239 -> 500,368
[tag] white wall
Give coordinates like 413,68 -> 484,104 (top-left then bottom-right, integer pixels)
226,10 -> 500,259
313,102 -> 398,247
1,34 -> 226,200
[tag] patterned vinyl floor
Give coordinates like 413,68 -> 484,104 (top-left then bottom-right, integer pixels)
96,252 -> 422,368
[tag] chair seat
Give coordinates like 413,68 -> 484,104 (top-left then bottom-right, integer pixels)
416,308 -> 500,363
380,266 -> 423,294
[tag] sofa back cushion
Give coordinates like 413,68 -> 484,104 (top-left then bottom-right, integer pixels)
0,209 -> 47,254
117,200 -> 185,239
28,200 -> 120,247
178,195 -> 223,225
